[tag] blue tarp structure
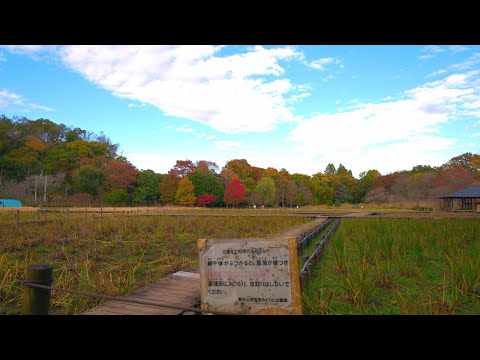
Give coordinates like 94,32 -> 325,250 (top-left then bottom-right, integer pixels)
0,199 -> 23,207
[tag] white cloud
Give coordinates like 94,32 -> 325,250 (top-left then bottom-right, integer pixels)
419,54 -> 435,60
215,140 -> 244,151
56,45 -> 311,134
123,151 -> 175,173
0,89 -> 53,111
206,135 -> 216,140
175,125 -> 195,133
2,45 -> 47,54
164,125 -> 174,129
287,71 -> 480,176
419,46 -> 446,61
426,69 -> 447,78
422,45 -> 445,54
0,53 -> 5,63
449,45 -> 470,53
307,57 -> 341,70
0,89 -> 23,107
28,103 -> 54,112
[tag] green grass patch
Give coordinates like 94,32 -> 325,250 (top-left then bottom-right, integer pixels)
302,218 -> 480,315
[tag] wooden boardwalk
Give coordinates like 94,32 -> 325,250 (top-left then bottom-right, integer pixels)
83,219 -> 328,315
83,268 -> 200,315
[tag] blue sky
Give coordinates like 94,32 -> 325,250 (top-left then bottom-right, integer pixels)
1,45 -> 479,177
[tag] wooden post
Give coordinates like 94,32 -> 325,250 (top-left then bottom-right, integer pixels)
22,263 -> 54,315
43,210 -> 47,222
302,255 -> 309,266
37,210 -> 40,221
16,210 -> 20,225
101,207 -> 103,218
299,271 -> 308,290
85,208 -> 87,219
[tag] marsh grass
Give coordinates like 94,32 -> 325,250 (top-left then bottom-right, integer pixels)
0,214 -> 309,314
303,218 -> 480,314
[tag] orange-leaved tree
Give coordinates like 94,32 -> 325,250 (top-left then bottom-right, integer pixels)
175,177 -> 196,206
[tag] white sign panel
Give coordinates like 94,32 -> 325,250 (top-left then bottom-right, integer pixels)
198,237 -> 302,314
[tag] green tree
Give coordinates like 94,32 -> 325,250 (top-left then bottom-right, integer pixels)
324,163 -> 336,175
354,169 -> 381,203
71,166 -> 105,196
134,169 -> 163,204
188,171 -> 224,206
175,178 -> 196,206
309,173 -> 334,204
252,177 -> 276,206
103,189 -> 128,205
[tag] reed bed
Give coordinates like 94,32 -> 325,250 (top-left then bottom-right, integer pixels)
0,214 -> 309,315
303,218 -> 480,314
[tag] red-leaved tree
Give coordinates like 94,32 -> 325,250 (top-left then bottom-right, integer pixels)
223,179 -> 246,207
68,193 -> 94,207
105,160 -> 139,189
197,194 -> 216,207
435,167 -> 474,193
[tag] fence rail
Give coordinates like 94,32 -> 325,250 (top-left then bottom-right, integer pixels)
19,263 -> 232,315
298,218 -> 341,290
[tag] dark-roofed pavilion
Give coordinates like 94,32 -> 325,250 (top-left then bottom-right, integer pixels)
439,184 -> 480,212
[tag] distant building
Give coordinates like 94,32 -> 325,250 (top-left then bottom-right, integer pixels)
0,199 -> 23,207
439,184 -> 480,212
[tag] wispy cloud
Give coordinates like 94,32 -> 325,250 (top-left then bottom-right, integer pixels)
426,52 -> 480,78
422,45 -> 445,54
307,57 -> 342,71
419,45 -> 446,61
0,89 -> 53,112
28,103 -> 54,111
215,140 -> 244,151
419,54 -> 435,60
128,102 -> 147,108
449,45 -> 470,53
287,71 -> 480,176
175,125 -> 195,133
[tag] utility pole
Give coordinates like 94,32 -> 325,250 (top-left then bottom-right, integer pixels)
34,175 -> 38,204
44,175 -> 47,205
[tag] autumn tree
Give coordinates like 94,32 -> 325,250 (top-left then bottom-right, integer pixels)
197,194 -> 216,207
223,179 -> 246,208
175,177 -> 196,206
171,160 -> 196,178
105,160 -> 139,190
435,167 -> 474,194
159,170 -> 180,204
195,160 -> 219,175
222,159 -> 255,193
